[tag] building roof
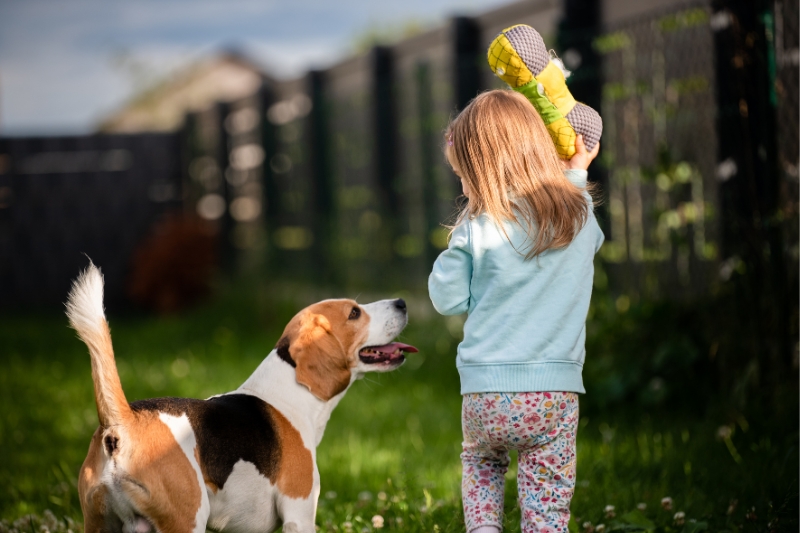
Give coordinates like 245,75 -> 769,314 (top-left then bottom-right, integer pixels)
97,50 -> 268,133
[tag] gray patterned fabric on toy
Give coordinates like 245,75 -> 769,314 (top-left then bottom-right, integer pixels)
488,24 -> 602,159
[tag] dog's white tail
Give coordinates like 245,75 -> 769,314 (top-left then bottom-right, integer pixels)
66,263 -> 131,428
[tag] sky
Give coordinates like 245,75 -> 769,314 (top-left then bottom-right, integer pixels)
0,0 -> 513,135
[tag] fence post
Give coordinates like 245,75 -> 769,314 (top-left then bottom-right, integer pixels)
372,45 -> 399,261
0,138 -> 10,304
215,101 -> 236,274
453,16 -> 483,111
416,61 -> 442,266
308,70 -> 336,284
558,0 -> 602,109
557,0 -> 606,226
259,82 -> 280,267
712,0 -> 789,389
177,114 -> 197,216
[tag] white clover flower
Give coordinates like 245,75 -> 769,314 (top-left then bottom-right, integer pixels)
371,516 -> 384,529
674,512 -> 685,525
582,521 -> 594,533
661,497 -> 673,511
595,524 -> 606,533
342,521 -> 353,533
636,503 -> 647,511
716,425 -> 732,440
377,491 -> 387,501
727,499 -> 738,515
604,505 -> 615,519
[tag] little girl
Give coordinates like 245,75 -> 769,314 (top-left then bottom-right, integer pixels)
428,89 -> 603,533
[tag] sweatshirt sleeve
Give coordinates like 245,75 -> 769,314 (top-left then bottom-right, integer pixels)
563,169 -> 606,253
563,169 -> 593,206
428,221 -> 473,315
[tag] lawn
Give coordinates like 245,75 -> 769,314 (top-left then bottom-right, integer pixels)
0,280 -> 797,532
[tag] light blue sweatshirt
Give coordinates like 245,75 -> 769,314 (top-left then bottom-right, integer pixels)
428,169 -> 604,394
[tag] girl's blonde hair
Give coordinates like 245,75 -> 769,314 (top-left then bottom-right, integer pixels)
445,89 -> 595,259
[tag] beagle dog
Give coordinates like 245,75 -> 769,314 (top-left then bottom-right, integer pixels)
67,264 -> 417,533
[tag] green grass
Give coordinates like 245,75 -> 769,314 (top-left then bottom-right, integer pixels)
0,282 -> 797,532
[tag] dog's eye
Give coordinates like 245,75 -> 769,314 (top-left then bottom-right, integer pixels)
348,307 -> 361,320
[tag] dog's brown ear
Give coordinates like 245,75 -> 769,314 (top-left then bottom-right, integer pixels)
286,314 -> 352,401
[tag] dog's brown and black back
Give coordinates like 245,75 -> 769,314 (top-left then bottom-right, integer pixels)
129,395 -> 313,495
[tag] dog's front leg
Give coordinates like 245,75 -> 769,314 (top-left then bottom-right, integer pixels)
278,478 -> 320,533
279,497 -> 318,533
282,520 -> 317,533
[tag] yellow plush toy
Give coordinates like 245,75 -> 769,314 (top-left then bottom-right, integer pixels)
488,24 -> 602,159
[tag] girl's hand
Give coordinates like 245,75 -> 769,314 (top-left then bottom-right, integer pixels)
563,135 -> 600,171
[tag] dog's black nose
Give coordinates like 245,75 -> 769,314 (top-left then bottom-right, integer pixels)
394,298 -> 407,312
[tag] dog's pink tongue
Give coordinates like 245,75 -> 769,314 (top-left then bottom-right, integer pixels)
374,342 -> 419,354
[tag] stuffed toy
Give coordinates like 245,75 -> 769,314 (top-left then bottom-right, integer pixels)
487,24 -> 602,159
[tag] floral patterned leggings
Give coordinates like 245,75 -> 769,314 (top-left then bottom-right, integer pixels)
461,392 -> 579,533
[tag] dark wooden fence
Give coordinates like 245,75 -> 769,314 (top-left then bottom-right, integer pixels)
1,0 -> 796,311
0,134 -> 183,310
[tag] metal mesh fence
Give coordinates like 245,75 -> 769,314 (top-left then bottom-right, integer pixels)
164,0 -> 800,299
595,2 -> 720,300
263,77 -> 319,279
326,55 -> 383,286
393,27 -> 460,284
